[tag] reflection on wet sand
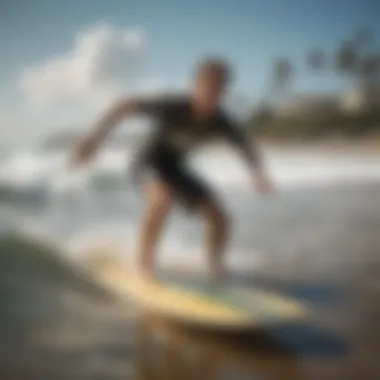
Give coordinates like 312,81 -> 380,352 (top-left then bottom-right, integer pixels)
0,270 -> 378,380
1,228 -> 380,379
134,312 -> 301,380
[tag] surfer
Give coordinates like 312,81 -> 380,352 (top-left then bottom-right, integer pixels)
70,57 -> 274,282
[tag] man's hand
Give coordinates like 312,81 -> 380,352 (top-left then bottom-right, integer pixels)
68,97 -> 138,170
252,170 -> 274,195
69,137 -> 97,168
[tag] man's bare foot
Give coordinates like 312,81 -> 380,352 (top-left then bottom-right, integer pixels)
207,267 -> 225,286
136,266 -> 156,285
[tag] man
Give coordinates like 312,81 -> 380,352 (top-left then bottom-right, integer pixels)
71,57 -> 273,283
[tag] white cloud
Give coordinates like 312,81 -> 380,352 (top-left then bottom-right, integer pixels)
137,77 -> 186,97
0,105 -> 25,146
18,24 -> 146,109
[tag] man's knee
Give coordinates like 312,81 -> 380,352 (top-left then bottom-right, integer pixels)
201,201 -> 230,232
146,180 -> 172,217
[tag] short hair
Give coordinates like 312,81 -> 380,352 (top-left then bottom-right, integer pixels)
195,57 -> 232,84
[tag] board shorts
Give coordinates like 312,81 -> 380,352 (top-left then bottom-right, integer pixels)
135,143 -> 215,209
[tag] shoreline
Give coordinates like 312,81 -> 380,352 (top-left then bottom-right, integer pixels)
210,140 -> 380,157
246,136 -> 380,155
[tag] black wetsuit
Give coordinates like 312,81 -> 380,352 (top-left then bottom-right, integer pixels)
132,95 -> 255,207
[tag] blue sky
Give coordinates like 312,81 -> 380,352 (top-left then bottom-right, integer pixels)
0,0 -> 379,142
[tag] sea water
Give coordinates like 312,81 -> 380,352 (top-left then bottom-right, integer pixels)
1,145 -> 380,279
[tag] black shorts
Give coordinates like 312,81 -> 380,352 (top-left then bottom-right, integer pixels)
145,144 -> 214,208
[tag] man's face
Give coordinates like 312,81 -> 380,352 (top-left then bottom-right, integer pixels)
193,69 -> 226,113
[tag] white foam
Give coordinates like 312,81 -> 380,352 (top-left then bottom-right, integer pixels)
191,148 -> 380,190
65,223 -> 267,275
1,146 -> 380,196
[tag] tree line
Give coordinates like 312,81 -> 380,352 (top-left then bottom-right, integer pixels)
249,27 -> 380,140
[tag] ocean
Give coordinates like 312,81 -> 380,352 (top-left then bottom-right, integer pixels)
1,144 -> 380,279
1,144 -> 380,379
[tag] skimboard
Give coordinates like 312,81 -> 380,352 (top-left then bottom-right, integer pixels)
81,256 -> 308,330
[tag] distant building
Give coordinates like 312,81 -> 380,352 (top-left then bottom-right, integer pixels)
275,87 -> 380,117
340,87 -> 380,112
275,94 -> 339,117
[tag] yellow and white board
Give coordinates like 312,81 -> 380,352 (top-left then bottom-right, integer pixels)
81,256 -> 308,330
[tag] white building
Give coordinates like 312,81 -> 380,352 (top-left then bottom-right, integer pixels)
340,87 -> 380,112
275,94 -> 339,117
275,87 -> 380,117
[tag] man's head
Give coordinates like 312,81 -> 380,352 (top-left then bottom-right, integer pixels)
192,57 -> 232,114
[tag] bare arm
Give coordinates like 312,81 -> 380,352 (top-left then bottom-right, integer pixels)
221,118 -> 273,193
87,99 -> 138,145
236,135 -> 263,171
242,138 -> 273,193
70,98 -> 141,166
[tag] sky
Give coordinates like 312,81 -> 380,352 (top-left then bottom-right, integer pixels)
0,0 -> 379,146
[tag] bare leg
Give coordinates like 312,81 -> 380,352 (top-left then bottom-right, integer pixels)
198,200 -> 230,282
137,179 -> 172,281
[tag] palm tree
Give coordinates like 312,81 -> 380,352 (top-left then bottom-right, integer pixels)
334,41 -> 358,75
306,49 -> 325,71
352,28 -> 380,89
334,28 -> 378,84
358,53 -> 380,88
333,27 -> 380,112
270,57 -> 294,102
353,27 -> 374,49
